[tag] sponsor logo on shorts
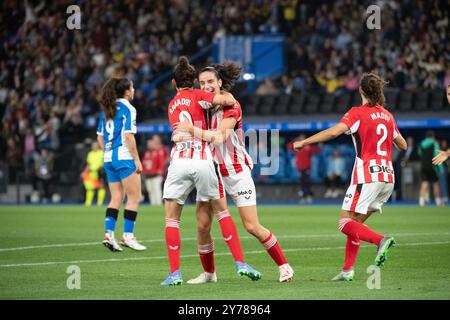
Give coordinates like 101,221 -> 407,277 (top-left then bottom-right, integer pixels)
237,190 -> 252,196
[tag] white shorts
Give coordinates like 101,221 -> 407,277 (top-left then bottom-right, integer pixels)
163,158 -> 224,205
342,182 -> 394,214
214,170 -> 256,207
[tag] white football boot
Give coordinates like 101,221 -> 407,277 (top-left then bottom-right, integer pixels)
120,233 -> 147,251
187,272 -> 217,284
279,264 -> 294,282
102,232 -> 123,252
332,268 -> 354,281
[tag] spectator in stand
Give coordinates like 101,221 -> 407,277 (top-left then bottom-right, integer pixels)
142,135 -> 167,205
316,67 -> 344,94
23,127 -> 36,179
344,70 -> 359,92
32,147 -> 54,203
255,78 -> 279,96
324,149 -> 346,199
293,133 -> 320,203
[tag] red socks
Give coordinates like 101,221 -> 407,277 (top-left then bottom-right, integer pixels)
260,232 -> 287,266
198,242 -> 215,273
339,218 -> 383,246
165,218 -> 181,272
215,210 -> 244,262
339,218 -> 383,270
343,235 -> 360,270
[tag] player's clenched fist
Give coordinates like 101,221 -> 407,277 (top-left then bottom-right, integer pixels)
293,140 -> 306,151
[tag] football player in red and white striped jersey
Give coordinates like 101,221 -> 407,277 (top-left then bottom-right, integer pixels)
162,57 -> 261,286
294,72 -> 407,281
175,62 -> 294,283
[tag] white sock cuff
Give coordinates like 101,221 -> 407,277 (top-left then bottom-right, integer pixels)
262,233 -> 277,250
338,218 -> 352,231
198,242 -> 214,254
165,218 -> 180,228
215,210 -> 231,221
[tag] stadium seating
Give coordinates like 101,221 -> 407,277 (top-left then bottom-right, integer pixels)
237,88 -> 444,117
319,94 -> 336,114
335,93 -> 352,114
414,91 -> 430,111
260,95 -> 277,115
397,91 -> 414,112
277,95 -> 291,114
430,90 -> 445,111
384,89 -> 398,111
288,93 -> 305,114
304,94 -> 321,114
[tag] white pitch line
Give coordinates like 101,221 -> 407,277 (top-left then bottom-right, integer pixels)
1,240 -> 449,268
1,232 -> 450,253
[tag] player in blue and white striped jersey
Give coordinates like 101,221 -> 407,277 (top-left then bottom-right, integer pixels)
96,78 -> 146,252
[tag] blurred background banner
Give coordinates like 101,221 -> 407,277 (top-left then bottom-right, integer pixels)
213,35 -> 285,83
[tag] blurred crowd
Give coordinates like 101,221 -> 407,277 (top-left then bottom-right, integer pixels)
267,0 -> 449,95
0,0 -> 448,197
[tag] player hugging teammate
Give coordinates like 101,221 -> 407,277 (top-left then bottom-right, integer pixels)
161,57 -> 262,286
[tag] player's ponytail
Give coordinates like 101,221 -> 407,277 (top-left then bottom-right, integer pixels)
213,61 -> 242,92
99,78 -> 131,119
173,56 -> 196,89
360,72 -> 388,107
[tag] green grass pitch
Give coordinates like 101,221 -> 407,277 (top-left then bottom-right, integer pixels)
0,205 -> 449,300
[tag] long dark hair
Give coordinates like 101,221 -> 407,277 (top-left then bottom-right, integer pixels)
359,72 -> 388,107
199,61 -> 242,91
173,56 -> 196,88
99,78 -> 132,119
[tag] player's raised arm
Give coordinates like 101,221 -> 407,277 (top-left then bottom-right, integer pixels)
294,123 -> 349,151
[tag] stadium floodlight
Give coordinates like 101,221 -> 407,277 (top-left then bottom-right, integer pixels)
243,73 -> 255,80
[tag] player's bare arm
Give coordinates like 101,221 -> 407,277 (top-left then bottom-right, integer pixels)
432,149 -> 450,165
212,91 -> 236,106
174,117 -> 237,145
294,123 -> 349,151
393,134 -> 408,151
125,132 -> 143,173
97,135 -> 104,151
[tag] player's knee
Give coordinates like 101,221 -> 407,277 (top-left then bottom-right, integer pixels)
126,192 -> 141,205
197,223 -> 212,235
243,222 -> 259,236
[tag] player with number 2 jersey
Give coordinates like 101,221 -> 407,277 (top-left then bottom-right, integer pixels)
294,72 -> 407,282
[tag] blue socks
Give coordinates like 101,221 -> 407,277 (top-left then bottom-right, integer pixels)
105,208 -> 119,233
123,209 -> 138,233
